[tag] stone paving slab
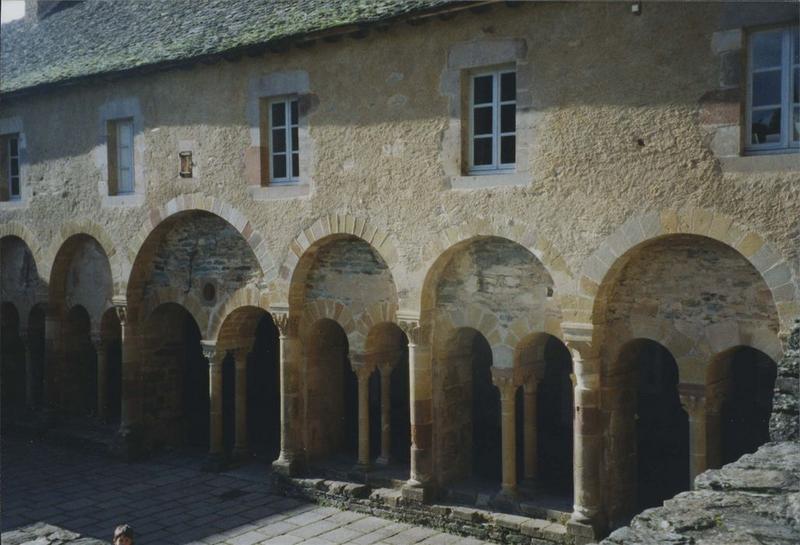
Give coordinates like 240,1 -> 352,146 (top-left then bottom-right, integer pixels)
1,436 -> 498,545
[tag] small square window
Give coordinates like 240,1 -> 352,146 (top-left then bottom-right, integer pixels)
107,118 -> 135,195
261,97 -> 300,185
0,133 -> 21,202
468,69 -> 516,173
179,151 -> 193,178
746,26 -> 799,153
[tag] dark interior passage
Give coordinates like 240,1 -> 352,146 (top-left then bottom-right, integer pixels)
633,341 -> 689,511
64,305 -> 97,417
537,337 -> 574,494
105,338 -> 122,423
472,333 -> 501,482
246,314 -> 281,462
28,304 -> 47,409
1,302 -> 26,420
390,356 -> 411,463
222,352 -> 235,454
180,314 -> 207,448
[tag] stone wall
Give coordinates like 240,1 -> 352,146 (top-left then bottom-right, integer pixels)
770,321 -> 800,442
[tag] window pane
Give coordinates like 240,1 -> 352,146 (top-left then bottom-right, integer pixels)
473,106 -> 493,135
118,146 -> 131,169
118,122 -> 133,147
500,135 -> 515,164
290,100 -> 298,124
752,30 -> 783,69
291,127 -> 299,151
794,67 -> 799,104
272,128 -> 286,152
501,104 -> 515,133
793,106 -> 800,142
272,154 -> 286,179
10,158 -> 19,176
292,153 -> 299,177
271,102 -> 285,127
751,107 -> 781,144
119,167 -> 133,192
11,177 -> 19,196
9,137 -> 18,156
752,70 -> 782,107
473,137 -> 492,166
501,72 -> 516,102
473,75 -> 493,104
793,28 -> 799,64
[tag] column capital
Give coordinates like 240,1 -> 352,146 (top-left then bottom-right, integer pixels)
377,359 -> 397,376
272,311 -> 299,338
112,296 -> 128,325
679,383 -> 706,418
201,340 -> 218,364
352,362 -> 373,382
491,367 -> 517,397
90,332 -> 103,349
397,312 -> 422,345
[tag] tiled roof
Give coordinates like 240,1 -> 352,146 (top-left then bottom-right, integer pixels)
0,0 -> 455,95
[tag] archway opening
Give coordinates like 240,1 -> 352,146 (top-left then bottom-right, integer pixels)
246,314 -> 281,463
708,346 -> 777,467
1,302 -> 26,420
305,318 -> 356,463
64,305 -> 97,417
143,303 -> 206,450
28,304 -> 47,409
100,308 -> 122,424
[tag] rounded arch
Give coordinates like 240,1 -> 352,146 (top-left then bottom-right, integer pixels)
1,234 -> 47,319
0,222 -> 45,273
208,285 -> 270,341
281,214 -> 402,303
299,299 -> 358,351
142,287 -> 209,336
582,208 -> 796,332
128,195 -> 277,291
215,304 -> 272,350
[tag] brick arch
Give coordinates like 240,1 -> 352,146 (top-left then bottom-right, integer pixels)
418,215 -> 574,314
127,194 -> 277,291
353,301 -> 398,341
580,208 -> 797,332
142,287 -> 210,336
506,316 -> 565,358
299,299 -> 359,352
434,305 -> 522,369
43,220 -> 125,291
207,285 -> 270,341
0,222 -> 45,274
279,213 -> 402,307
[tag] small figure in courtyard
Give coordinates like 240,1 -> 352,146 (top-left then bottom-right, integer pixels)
113,524 -> 134,545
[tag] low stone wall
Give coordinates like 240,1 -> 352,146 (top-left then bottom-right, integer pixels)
600,441 -> 800,545
770,320 -> 800,442
272,474 -> 591,545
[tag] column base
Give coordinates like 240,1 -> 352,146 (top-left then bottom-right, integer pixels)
569,507 -> 606,542
566,519 -> 600,545
376,455 -> 391,466
354,461 -> 372,473
272,452 -> 303,477
202,452 -> 226,472
401,479 -> 433,503
110,424 -> 145,461
231,446 -> 251,464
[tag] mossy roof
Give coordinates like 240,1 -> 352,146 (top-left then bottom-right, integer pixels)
0,0 -> 455,95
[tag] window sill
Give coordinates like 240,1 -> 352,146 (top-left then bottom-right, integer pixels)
249,183 -> 311,200
719,152 -> 800,173
0,198 -> 27,209
102,193 -> 145,207
449,172 -> 528,190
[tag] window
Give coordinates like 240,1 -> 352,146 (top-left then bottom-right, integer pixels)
747,26 -> 799,152
0,133 -> 21,202
470,69 -> 516,172
266,98 -> 299,184
107,118 -> 134,195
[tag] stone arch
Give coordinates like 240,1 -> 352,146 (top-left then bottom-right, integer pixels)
0,222 -> 44,274
353,301 -> 398,343
208,285 -> 270,341
581,208 -> 797,332
418,216 -> 573,314
282,215 -> 401,307
142,287 -> 210,337
1,233 -> 47,319
299,299 -> 358,351
128,194 -> 277,291
43,220 -> 126,294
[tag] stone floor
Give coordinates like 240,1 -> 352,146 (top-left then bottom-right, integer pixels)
1,435 -> 496,545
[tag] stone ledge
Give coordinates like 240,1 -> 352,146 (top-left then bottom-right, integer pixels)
719,153 -> 800,174
248,183 -> 311,200
449,172 -> 529,190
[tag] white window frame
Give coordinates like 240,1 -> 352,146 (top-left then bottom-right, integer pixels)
7,135 -> 20,200
469,68 -> 516,173
746,25 -> 799,154
116,119 -> 135,194
268,97 -> 300,184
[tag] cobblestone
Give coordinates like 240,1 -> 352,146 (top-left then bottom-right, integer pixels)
1,436 -> 497,545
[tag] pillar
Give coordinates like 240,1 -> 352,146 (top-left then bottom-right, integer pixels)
272,310 -> 302,475
399,318 -> 433,502
680,384 -> 707,487
377,361 -> 395,465
232,348 -> 249,461
566,338 -> 603,534
706,390 -> 723,470
523,378 -> 539,481
92,333 -> 107,421
493,368 -> 518,497
204,341 -> 224,470
112,298 -> 143,460
43,308 -> 61,417
20,331 -> 36,410
353,358 -> 373,470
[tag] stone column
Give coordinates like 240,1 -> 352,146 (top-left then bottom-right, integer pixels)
523,378 -> 539,481
680,384 -> 707,487
565,334 -> 603,535
203,341 -> 224,471
399,317 -> 433,502
20,330 -> 36,410
232,348 -> 249,461
493,367 -> 518,497
92,333 -> 107,422
112,298 -> 143,459
706,390 -> 723,470
272,310 -> 303,476
376,360 -> 395,465
43,309 -> 61,418
352,357 -> 373,470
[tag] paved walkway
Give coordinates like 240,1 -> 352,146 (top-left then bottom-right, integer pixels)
1,436 -> 493,545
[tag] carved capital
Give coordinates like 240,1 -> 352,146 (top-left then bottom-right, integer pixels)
272,312 -> 298,338
112,297 -> 128,326
201,340 -> 218,364
398,319 -> 422,345
378,360 -> 396,377
491,367 -> 517,397
679,383 -> 706,418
